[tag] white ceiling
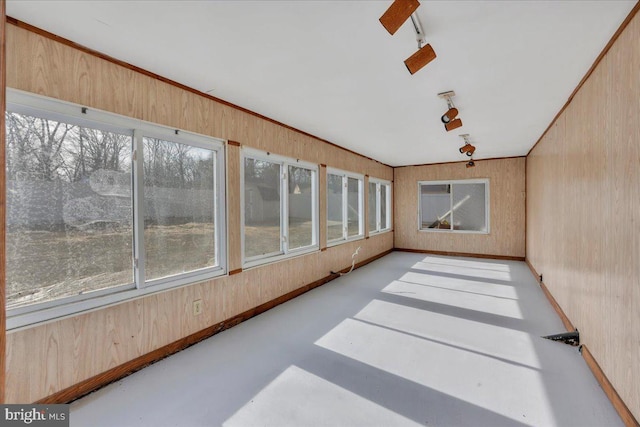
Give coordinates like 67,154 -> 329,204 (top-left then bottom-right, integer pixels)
7,1 -> 636,167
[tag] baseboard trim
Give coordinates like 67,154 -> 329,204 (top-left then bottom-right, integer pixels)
36,248 -> 393,404
524,259 -> 575,332
525,259 -> 638,426
581,345 -> 640,427
394,248 -> 524,261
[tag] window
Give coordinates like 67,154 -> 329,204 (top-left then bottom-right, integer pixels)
142,136 -> 219,282
243,149 -> 318,267
418,179 -> 489,233
327,169 -> 364,244
5,90 -> 226,329
368,178 -> 392,234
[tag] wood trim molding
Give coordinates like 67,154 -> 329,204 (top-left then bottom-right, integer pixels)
527,2 -> 640,156
0,0 -> 6,405
228,268 -> 243,276
526,259 -> 638,425
581,345 -> 640,427
36,249 -> 392,404
394,248 -> 525,262
539,278 -> 575,332
395,155 -> 526,169
5,17 -> 391,169
525,259 -> 575,332
227,140 -> 241,147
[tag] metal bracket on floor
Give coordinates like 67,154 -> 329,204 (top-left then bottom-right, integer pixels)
542,330 -> 580,346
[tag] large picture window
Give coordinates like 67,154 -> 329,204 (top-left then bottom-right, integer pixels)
243,149 -> 318,267
368,178 -> 392,234
327,169 -> 364,244
5,90 -> 226,328
5,111 -> 134,310
418,179 -> 489,233
142,137 -> 218,281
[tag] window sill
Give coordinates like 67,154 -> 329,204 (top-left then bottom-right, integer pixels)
7,267 -> 227,331
242,245 -> 320,270
326,235 -> 365,248
368,228 -> 392,237
418,228 -> 489,235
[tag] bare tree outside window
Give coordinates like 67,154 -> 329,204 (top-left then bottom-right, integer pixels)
142,137 -> 217,281
5,111 -> 133,308
244,157 -> 281,258
288,166 -> 314,250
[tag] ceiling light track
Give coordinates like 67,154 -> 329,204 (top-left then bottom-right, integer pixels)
410,13 -> 426,49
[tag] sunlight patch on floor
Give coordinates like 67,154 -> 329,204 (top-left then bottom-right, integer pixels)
354,299 -> 541,369
315,318 -> 552,427
223,365 -> 421,427
399,271 -> 518,299
420,256 -> 512,272
383,279 -> 524,319
412,257 -> 513,281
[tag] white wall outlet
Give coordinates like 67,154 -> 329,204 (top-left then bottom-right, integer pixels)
193,299 -> 203,316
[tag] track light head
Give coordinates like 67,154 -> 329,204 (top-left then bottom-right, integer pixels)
459,144 -> 476,156
439,92 -> 462,130
380,0 -> 421,35
405,44 -> 436,75
445,118 -> 463,132
466,160 -> 475,168
441,107 -> 458,124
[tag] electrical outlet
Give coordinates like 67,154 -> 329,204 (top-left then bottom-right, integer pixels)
193,299 -> 203,316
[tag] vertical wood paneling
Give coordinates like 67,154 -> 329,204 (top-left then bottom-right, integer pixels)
0,0 -> 6,403
394,158 -> 525,258
227,144 -> 242,271
4,22 -> 393,404
364,176 -> 370,238
527,10 -> 640,422
319,165 -> 327,249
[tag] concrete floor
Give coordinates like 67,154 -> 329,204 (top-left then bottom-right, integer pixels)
71,253 -> 622,427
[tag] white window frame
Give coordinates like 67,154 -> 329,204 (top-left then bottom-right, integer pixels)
326,168 -> 364,246
241,148 -> 319,268
418,178 -> 490,234
368,177 -> 392,234
6,89 -> 227,330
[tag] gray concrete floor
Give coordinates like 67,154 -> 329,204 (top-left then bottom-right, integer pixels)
71,253 -> 622,427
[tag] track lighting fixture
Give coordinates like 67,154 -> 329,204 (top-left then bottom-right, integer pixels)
438,91 -> 462,131
460,144 -> 476,156
379,0 -> 421,35
405,44 -> 437,75
445,119 -> 463,132
404,12 -> 436,74
441,107 -> 458,124
459,134 -> 476,157
466,160 -> 475,168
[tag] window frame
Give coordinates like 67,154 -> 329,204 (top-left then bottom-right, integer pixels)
417,178 -> 490,234
368,177 -> 392,235
6,89 -> 227,330
326,167 -> 365,246
241,148 -> 319,269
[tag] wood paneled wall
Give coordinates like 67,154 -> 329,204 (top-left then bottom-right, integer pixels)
526,9 -> 640,422
394,158 -> 526,258
0,0 -> 7,404
4,22 -> 393,403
